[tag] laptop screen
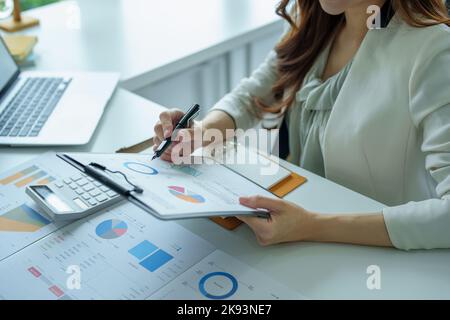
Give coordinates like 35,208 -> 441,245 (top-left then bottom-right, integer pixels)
0,38 -> 19,94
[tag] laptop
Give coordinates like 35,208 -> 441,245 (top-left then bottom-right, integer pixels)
0,37 -> 119,146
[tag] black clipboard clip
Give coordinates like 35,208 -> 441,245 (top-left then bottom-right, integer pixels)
87,162 -> 143,195
58,154 -> 143,197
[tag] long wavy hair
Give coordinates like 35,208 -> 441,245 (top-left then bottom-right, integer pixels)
257,0 -> 450,113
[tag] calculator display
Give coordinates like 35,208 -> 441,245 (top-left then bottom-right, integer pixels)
30,185 -> 73,213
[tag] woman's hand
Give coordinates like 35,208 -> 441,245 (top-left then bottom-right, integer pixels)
237,195 -> 316,246
153,109 -> 203,163
238,195 -> 393,248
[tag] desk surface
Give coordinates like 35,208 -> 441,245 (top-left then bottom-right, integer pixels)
13,0 -> 282,90
1,0 -> 449,300
2,124 -> 450,299
180,160 -> 450,299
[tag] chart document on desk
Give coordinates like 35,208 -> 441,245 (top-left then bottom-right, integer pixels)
0,153 -> 74,261
0,202 -> 304,300
0,202 -> 215,299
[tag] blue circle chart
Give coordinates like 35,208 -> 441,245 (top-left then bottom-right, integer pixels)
124,162 -> 158,175
95,219 -> 128,239
198,272 -> 238,300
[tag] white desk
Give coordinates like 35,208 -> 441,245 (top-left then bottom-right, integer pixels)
179,161 -> 450,299
1,0 -> 450,300
3,141 -> 450,299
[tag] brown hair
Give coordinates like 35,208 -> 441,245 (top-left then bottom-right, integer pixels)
257,0 -> 450,113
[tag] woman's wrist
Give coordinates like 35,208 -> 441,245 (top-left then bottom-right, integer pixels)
298,211 -> 361,243
197,110 -> 237,148
302,213 -> 337,242
299,211 -> 393,247
201,110 -> 235,131
296,210 -> 324,242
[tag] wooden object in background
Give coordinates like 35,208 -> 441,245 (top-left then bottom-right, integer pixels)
0,0 -> 40,32
3,34 -> 37,62
116,137 -> 155,154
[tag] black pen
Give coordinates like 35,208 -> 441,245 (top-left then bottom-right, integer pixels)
152,104 -> 200,161
58,154 -> 143,197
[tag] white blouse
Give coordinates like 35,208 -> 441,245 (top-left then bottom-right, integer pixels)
287,40 -> 353,177
212,17 -> 450,250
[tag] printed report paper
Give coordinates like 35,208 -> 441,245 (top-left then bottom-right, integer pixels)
0,202 -> 303,300
64,153 -> 278,219
0,153 -> 75,261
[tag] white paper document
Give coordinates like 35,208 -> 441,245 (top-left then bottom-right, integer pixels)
0,202 -> 215,299
0,152 -> 305,300
0,202 -> 303,300
148,250 -> 304,300
65,153 -> 278,219
0,153 -> 74,261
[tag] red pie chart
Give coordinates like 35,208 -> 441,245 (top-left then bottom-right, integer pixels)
95,219 -> 128,239
168,186 -> 205,204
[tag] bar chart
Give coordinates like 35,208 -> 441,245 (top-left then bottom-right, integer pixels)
0,204 -> 51,232
0,203 -> 216,299
0,165 -> 56,189
129,240 -> 174,272
0,153 -> 68,261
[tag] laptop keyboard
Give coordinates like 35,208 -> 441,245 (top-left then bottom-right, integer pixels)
0,77 -> 71,137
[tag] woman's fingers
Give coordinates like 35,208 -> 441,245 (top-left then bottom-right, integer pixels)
153,131 -> 188,163
154,121 -> 164,141
160,152 -> 173,162
158,112 -> 172,138
239,195 -> 286,212
236,215 -> 274,247
237,215 -> 270,228
159,109 -> 185,138
172,127 -> 202,155
153,110 -> 201,163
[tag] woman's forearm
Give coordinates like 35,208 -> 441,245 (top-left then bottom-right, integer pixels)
201,112 -> 394,248
201,110 -> 236,138
306,212 -> 393,248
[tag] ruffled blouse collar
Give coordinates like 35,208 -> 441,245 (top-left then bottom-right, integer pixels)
295,42 -> 353,111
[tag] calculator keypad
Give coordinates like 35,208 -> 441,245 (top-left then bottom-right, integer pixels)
55,172 -> 119,209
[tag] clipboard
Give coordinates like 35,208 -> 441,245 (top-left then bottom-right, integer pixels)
110,136 -> 307,229
56,152 -> 274,221
210,162 -> 307,230
210,172 -> 307,230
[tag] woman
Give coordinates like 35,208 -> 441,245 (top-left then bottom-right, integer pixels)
153,0 -> 450,250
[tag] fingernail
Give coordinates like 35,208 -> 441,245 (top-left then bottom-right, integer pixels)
164,129 -> 170,138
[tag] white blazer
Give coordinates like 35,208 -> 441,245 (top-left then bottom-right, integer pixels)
212,17 -> 450,250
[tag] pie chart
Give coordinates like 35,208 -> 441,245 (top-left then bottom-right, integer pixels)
124,162 -> 158,175
199,272 -> 238,300
168,186 -> 205,204
95,219 -> 128,239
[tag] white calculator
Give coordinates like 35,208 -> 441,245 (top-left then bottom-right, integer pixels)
26,172 -> 124,221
